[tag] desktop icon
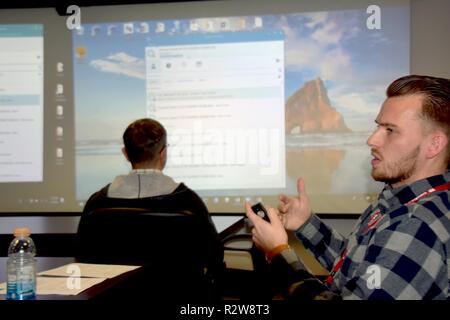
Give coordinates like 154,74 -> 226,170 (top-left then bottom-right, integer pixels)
239,19 -> 247,30
56,148 -> 63,158
219,19 -> 230,30
76,26 -> 84,36
91,25 -> 101,36
56,62 -> 64,73
156,22 -> 165,33
172,20 -> 180,32
75,46 -> 87,59
56,84 -> 64,95
107,25 -> 117,36
206,20 -> 214,31
190,20 -> 199,31
138,22 -> 149,33
56,126 -> 63,137
123,23 -> 134,35
254,16 -> 263,28
56,105 -> 64,116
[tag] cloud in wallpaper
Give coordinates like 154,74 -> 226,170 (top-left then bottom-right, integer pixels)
90,52 -> 145,80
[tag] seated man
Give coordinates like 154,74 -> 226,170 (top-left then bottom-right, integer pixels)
246,75 -> 450,300
80,118 -> 225,299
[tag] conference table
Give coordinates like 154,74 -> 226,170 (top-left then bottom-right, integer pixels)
0,257 -> 146,300
0,215 -> 248,300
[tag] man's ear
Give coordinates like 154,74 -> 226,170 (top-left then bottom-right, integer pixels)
159,146 -> 168,170
426,131 -> 448,159
122,147 -> 130,162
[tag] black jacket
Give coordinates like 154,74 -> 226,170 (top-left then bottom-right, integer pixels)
82,182 -> 224,271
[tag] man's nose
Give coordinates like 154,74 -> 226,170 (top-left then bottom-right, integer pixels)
367,129 -> 381,148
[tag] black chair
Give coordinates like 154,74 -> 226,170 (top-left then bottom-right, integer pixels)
75,207 -> 222,301
220,218 -> 274,300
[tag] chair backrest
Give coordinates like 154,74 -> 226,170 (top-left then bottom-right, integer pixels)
76,207 -> 221,300
76,207 -> 209,268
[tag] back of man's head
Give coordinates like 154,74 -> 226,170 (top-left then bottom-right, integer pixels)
123,118 -> 167,166
387,75 -> 450,163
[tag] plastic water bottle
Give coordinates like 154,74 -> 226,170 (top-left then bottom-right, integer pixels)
6,227 -> 37,300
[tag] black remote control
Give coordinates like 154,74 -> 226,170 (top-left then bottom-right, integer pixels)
251,202 -> 270,222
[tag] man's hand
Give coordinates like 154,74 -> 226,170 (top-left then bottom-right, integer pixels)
245,202 -> 288,254
278,178 -> 312,231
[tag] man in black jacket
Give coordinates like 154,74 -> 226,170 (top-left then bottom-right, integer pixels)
80,118 -> 224,299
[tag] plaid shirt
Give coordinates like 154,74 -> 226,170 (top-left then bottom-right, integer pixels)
295,171 -> 450,299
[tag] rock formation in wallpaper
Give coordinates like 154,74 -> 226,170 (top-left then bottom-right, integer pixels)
285,77 -> 351,134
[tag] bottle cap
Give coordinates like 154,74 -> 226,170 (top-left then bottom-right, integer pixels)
13,227 -> 31,237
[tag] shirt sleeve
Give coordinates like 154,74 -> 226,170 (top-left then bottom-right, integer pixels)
186,188 -> 225,273
269,248 -> 341,300
295,214 -> 348,271
338,217 -> 448,299
81,184 -> 110,215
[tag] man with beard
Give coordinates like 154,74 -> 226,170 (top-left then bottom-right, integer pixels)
246,75 -> 450,299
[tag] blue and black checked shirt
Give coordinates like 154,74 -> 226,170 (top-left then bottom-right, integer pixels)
295,171 -> 450,299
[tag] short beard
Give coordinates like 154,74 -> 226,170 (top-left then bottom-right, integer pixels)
372,146 -> 420,186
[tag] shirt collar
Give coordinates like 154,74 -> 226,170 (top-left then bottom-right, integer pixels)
130,168 -> 162,175
378,171 -> 450,210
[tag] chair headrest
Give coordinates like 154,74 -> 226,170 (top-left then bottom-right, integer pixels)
86,207 -> 195,217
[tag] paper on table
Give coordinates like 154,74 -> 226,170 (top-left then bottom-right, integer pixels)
0,277 -> 107,296
212,215 -> 243,233
38,263 -> 140,279
36,276 -> 107,295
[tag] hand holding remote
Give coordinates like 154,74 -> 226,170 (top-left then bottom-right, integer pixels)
251,202 -> 270,222
245,202 -> 289,255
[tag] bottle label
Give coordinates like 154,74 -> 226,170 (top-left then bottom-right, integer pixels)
7,261 -> 36,300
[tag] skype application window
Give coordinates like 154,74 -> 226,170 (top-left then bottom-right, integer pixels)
145,32 -> 285,190
0,25 -> 43,182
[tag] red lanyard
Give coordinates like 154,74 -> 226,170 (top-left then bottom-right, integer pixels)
326,181 -> 450,285
326,249 -> 348,285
